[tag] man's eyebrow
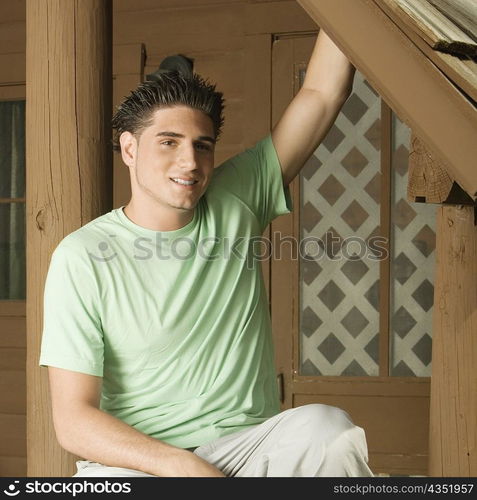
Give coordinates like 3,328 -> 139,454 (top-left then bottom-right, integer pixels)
155,131 -> 216,144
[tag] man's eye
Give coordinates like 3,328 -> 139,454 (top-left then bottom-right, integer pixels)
195,143 -> 212,151
161,140 -> 174,146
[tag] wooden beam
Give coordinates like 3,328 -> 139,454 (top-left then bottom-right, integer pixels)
26,0 -> 112,477
429,205 -> 477,476
296,0 -> 477,200
408,134 -> 453,203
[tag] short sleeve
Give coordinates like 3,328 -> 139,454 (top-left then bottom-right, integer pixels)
39,241 -> 104,377
211,135 -> 293,231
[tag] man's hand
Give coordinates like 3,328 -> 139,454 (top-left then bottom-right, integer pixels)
272,29 -> 356,187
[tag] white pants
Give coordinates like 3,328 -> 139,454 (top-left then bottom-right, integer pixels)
74,404 -> 374,477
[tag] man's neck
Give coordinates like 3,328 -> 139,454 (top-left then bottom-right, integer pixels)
123,201 -> 194,232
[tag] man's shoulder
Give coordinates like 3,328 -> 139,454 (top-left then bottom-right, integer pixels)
52,209 -> 120,259
215,135 -> 273,168
210,134 -> 274,186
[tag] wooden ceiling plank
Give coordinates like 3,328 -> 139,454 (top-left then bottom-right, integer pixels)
391,0 -> 476,57
427,0 -> 477,42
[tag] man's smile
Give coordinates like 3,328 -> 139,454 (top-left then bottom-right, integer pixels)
170,177 -> 200,191
171,177 -> 199,186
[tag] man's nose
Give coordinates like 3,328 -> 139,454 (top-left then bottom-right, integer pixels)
178,144 -> 198,170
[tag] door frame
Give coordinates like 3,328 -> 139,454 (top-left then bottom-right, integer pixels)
270,33 -> 430,476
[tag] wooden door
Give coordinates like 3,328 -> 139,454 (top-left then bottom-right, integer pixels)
270,34 -> 435,476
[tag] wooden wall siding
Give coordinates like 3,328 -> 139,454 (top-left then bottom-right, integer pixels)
0,53 -> 24,86
0,304 -> 26,476
0,0 -> 25,86
0,22 -> 25,54
0,0 -> 25,22
112,43 -> 145,208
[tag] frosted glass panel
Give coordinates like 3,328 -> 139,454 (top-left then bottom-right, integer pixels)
0,100 -> 26,300
299,72 -> 381,376
0,202 -> 26,300
390,115 -> 435,377
0,101 -> 25,198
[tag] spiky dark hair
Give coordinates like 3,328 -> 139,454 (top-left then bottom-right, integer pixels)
111,71 -> 224,152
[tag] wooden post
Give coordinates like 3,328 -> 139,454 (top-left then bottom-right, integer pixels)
429,205 -> 477,476
26,0 -> 112,476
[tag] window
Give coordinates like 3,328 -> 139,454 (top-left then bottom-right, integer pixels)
0,100 -> 26,300
295,71 -> 436,377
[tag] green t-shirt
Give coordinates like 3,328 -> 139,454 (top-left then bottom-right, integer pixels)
39,135 -> 292,449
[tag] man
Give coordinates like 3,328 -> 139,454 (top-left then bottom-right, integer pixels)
39,30 -> 373,477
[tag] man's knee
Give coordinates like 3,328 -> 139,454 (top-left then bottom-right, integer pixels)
275,405 -> 371,476
286,404 -> 355,442
294,405 -> 371,474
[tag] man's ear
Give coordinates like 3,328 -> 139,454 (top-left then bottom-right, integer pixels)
119,131 -> 137,168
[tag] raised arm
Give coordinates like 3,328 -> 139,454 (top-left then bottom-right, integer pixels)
48,367 -> 225,477
271,29 -> 356,187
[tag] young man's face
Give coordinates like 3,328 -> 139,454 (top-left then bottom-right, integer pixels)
120,105 -> 216,222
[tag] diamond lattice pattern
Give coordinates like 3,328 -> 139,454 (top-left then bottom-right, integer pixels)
390,116 -> 435,377
299,72 -> 381,376
299,74 -> 435,377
